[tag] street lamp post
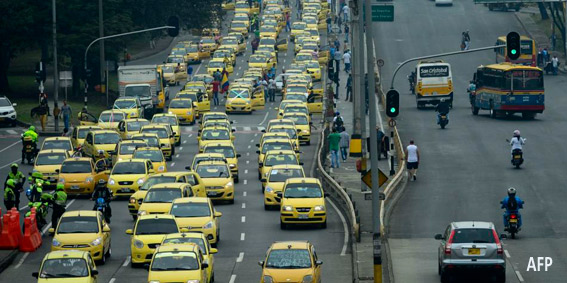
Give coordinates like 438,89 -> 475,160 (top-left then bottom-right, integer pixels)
52,0 -> 59,132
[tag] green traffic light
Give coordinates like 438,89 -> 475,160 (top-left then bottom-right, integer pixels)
390,107 -> 396,113
511,49 -> 517,55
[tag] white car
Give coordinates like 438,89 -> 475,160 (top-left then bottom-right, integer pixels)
0,97 -> 17,126
435,0 -> 453,6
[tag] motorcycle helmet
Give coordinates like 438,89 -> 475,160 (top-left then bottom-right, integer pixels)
10,163 -> 18,169
507,187 -> 517,196
97,149 -> 105,156
29,126 -> 35,132
513,130 -> 520,137
56,183 -> 65,191
335,111 -> 340,116
25,188 -> 32,200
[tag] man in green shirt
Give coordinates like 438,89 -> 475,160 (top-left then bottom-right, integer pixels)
327,128 -> 342,168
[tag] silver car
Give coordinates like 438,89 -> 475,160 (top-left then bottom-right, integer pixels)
435,221 -> 506,283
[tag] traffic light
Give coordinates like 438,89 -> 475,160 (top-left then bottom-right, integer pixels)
35,62 -> 46,83
386,89 -> 399,118
506,32 -> 521,61
167,16 -> 179,37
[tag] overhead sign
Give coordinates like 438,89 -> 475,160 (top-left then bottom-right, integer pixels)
372,5 -> 394,22
362,168 -> 388,188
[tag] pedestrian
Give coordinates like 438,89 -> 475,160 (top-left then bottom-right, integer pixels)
327,0 -> 332,13
51,183 -> 67,230
212,79 -> 220,105
344,25 -> 349,43
333,111 -> 344,131
342,4 -> 350,22
268,78 -> 276,102
187,65 -> 193,80
330,44 -> 336,60
262,78 -> 269,101
542,48 -> 549,63
326,16 -> 332,34
269,63 -> 276,79
537,48 -> 543,67
38,102 -> 48,132
552,55 -> 559,75
252,37 -> 259,54
328,128 -> 342,168
343,50 -> 351,73
334,39 -> 340,51
339,127 -> 350,161
214,69 -> 222,82
6,163 -> 25,209
53,101 -> 60,124
334,49 -> 342,73
404,140 -> 420,181
345,74 -> 353,101
286,13 -> 291,32
376,126 -> 388,160
61,100 -> 72,131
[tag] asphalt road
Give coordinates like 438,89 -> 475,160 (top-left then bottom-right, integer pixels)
375,1 -> 567,282
0,4 -> 353,283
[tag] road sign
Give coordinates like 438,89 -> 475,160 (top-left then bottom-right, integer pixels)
59,71 -> 73,88
362,168 -> 388,188
371,5 -> 394,22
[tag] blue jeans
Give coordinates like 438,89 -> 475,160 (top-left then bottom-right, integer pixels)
213,91 -> 219,105
437,113 -> 449,124
340,147 -> 348,161
503,211 -> 522,228
345,63 -> 351,73
63,115 -> 70,130
331,149 -> 340,168
327,24 -> 331,34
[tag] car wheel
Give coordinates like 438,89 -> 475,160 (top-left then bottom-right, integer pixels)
99,251 -> 106,265
321,221 -> 327,229
234,175 -> 239,183
211,272 -> 215,282
438,263 -> 441,275
131,261 -> 143,268
496,271 -> 506,283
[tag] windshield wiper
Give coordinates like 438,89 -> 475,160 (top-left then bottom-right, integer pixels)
55,273 -> 85,277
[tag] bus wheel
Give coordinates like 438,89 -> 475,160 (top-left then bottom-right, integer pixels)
522,112 -> 536,120
471,105 -> 479,115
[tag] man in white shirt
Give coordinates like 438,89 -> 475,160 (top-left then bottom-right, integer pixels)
342,5 -> 350,22
404,140 -> 420,181
343,51 -> 351,73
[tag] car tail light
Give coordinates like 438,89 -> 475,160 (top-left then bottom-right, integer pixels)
444,230 -> 455,255
492,229 -> 503,254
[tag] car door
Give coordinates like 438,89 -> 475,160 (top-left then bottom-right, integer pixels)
83,133 -> 94,157
71,127 -> 80,148
186,173 -> 206,197
252,89 -> 265,110
307,95 -> 323,114
117,121 -> 127,140
87,254 -> 98,282
197,93 -> 211,113
276,39 -> 288,51
311,245 -> 322,282
99,214 -> 111,253
80,112 -> 98,126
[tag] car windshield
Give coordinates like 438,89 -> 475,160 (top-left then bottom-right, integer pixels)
192,75 -> 213,84
152,116 -> 178,126
266,249 -> 312,269
0,98 -> 11,107
43,140 -> 71,151
57,216 -> 99,233
305,61 -> 319,68
284,183 -> 322,198
40,258 -> 89,278
296,54 -> 312,61
196,164 -> 230,178
141,128 -> 168,138
170,202 -> 211,217
265,154 -> 297,166
232,22 -> 246,28
304,17 -> 317,24
285,115 -> 308,125
124,85 -> 151,97
112,162 -> 146,174
260,38 -> 276,46
126,120 -> 150,131
162,237 -> 207,254
271,128 -> 297,139
119,143 -> 142,155
250,56 -> 267,63
285,107 -> 308,114
235,2 -> 248,8
77,128 -> 97,139
150,252 -> 199,271
269,121 -> 294,128
204,146 -> 235,158
135,219 -> 178,235
262,142 -> 293,153
452,228 -> 496,244
286,94 -> 307,102
214,51 -> 230,58
99,112 -> 125,123
133,150 -> 163,162
60,161 -> 91,173
133,136 -> 159,148
162,66 -> 174,73
169,99 -> 193,109
94,133 -> 120,144
145,188 -> 182,203
140,176 -> 176,191
201,130 -> 229,140
36,153 -> 66,166
209,61 -> 224,68
287,86 -> 307,93
269,168 -> 304,182
292,22 -> 306,29
171,49 -> 185,56
167,57 -> 184,64
113,100 -> 136,109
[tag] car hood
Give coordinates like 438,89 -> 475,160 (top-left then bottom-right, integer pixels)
139,202 -> 174,214
55,232 -> 100,245
148,270 -> 203,282
131,190 -> 148,201
265,182 -> 285,192
59,172 -> 92,182
282,197 -> 325,207
38,277 -> 93,283
175,216 -> 213,229
0,106 -> 15,112
202,177 -> 232,187
34,165 -> 62,175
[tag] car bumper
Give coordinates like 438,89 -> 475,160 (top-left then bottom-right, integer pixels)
108,184 -> 141,196
131,247 -> 156,264
128,203 -> 139,215
0,114 -> 17,122
441,259 -> 506,269
280,211 -> 327,224
185,227 -> 218,244
226,105 -> 252,113
264,190 -> 282,205
52,244 -> 105,260
64,183 -> 96,195
177,115 -> 194,124
206,187 -> 234,201
298,133 -> 311,143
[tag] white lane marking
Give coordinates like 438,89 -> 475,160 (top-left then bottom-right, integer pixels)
249,139 -> 254,142
254,133 -> 258,137
258,111 -> 270,125
243,180 -> 248,185
243,191 -> 247,197
283,59 -> 286,63
65,199 -> 76,209
171,162 -> 176,167
6,130 -> 17,135
0,141 -> 22,153
236,252 -> 244,262
179,147 -> 183,150
183,140 -> 187,144
246,152 -> 250,156
109,278 -> 116,283
123,256 -> 131,267
504,249 -> 511,258
247,145 -> 251,149
14,252 -> 30,269
188,134 -> 193,137
327,198 -> 348,256
229,275 -> 237,283
194,62 -> 203,75
241,233 -> 245,241
515,270 -> 525,282
176,154 -> 180,158
241,216 -> 246,222
242,203 -> 246,209
246,160 -> 249,164
244,169 -> 248,174
0,159 -> 22,170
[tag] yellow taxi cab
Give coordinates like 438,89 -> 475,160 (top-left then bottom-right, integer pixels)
112,97 -> 144,118
259,241 -> 322,283
49,210 -> 111,264
130,133 -> 161,149
34,149 -> 69,185
305,28 -> 321,43
137,183 -> 197,216
221,36 -> 246,55
213,49 -> 236,67
207,59 -> 233,75
225,87 -> 253,114
277,99 -> 305,118
190,153 -> 227,171
258,37 -> 276,49
40,137 -> 74,156
201,28 -> 220,37
282,103 -> 311,122
257,46 -> 277,61
199,119 -> 232,135
151,113 -> 181,146
262,164 -> 305,209
129,172 -> 206,219
234,12 -> 249,23
280,178 -> 328,229
194,161 -> 234,203
230,20 -> 250,38
304,60 -> 322,81
233,80 -> 265,109
170,47 -> 188,59
199,112 -> 230,129
191,74 -> 214,94
258,132 -> 292,148
198,126 -> 234,152
107,158 -> 154,197
283,112 -> 312,145
295,51 -> 315,65
58,157 -> 109,195
82,130 -> 122,159
256,137 -> 298,163
111,139 -> 148,165
132,147 -> 167,173
160,232 -> 218,283
185,44 -> 209,63
147,243 -> 208,283
199,37 -> 219,55
126,214 -> 181,267
140,124 -> 175,160
249,54 -> 276,71
116,118 -> 150,140
266,118 -> 295,131
291,21 -> 307,41
169,197 -> 222,247
202,142 -> 241,183
97,110 -> 126,130
71,125 -> 101,149
259,150 -> 302,181
33,250 -> 99,283
160,63 -> 187,86
267,125 -> 301,150
166,55 -> 186,67
234,0 -> 251,14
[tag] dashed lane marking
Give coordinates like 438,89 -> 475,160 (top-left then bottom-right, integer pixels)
242,203 -> 246,209
243,191 -> 247,197
171,162 -> 176,167
176,154 -> 180,158
183,140 -> 187,144
515,271 -> 525,282
123,256 -> 131,267
241,233 -> 245,241
236,252 -> 244,262
244,169 -> 248,174
229,275 -> 237,283
243,180 -> 247,185
241,216 -> 246,222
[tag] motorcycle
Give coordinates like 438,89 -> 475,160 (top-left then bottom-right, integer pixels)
94,197 -> 111,223
438,114 -> 448,129
511,148 -> 523,169
407,73 -> 415,94
24,193 -> 52,231
22,136 -> 37,165
502,209 -> 521,239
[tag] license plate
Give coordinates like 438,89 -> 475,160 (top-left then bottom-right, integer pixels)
121,188 -> 131,193
468,248 -> 480,255
207,191 -> 216,196
509,218 -> 518,223
298,214 -> 308,219
70,185 -> 80,190
514,155 -> 521,159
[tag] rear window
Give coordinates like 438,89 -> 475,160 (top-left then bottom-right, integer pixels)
60,161 -> 91,173
135,218 -> 178,235
452,228 -> 496,244
112,162 -> 146,174
43,140 -> 71,151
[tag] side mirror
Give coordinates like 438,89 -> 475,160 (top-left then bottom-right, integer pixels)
125,229 -> 133,235
324,193 -> 330,197
185,166 -> 192,170
434,234 -> 444,240
149,169 -> 155,174
201,262 -> 209,269
32,272 -> 39,278
315,260 -> 323,266
109,151 -> 116,155
299,162 -> 304,165
236,154 -> 241,158
500,234 -> 508,239
91,269 -> 99,276
230,121 -> 234,124
255,143 -> 260,147
231,129 -> 236,132
48,228 -> 55,234
261,178 -> 267,182
296,129 -> 301,132
214,211 -> 223,218
210,248 -> 218,254
258,260 -> 264,267
256,150 -> 261,154
12,103 -> 17,107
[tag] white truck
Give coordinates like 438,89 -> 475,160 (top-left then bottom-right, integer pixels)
118,65 -> 166,118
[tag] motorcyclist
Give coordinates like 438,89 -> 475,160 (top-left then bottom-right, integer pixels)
21,126 -> 39,163
91,179 -> 112,222
408,71 -> 416,93
500,187 -> 524,230
435,99 -> 450,125
51,183 -> 67,229
4,179 -> 17,210
508,130 -> 526,158
95,150 -> 109,172
467,80 -> 476,93
6,163 -> 25,208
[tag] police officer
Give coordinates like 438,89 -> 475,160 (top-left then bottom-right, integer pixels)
29,172 -> 47,202
6,163 -> 25,208
21,126 -> 39,162
51,183 -> 67,229
4,179 -> 17,210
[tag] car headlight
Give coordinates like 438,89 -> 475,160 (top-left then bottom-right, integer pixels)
302,275 -> 313,283
202,221 -> 214,229
137,178 -> 145,185
263,276 -> 274,283
8,110 -> 15,114
108,178 -> 115,185
186,280 -> 200,283
186,111 -> 192,115
52,238 -> 61,247
149,281 -> 160,283
58,178 -> 65,184
118,158 -> 123,161
90,237 -> 102,246
133,239 -> 144,249
225,181 -> 233,188
129,197 -> 136,204
138,210 -> 147,216
85,177 -> 93,184
265,187 -> 273,193
229,163 -> 236,168
314,205 -> 325,211
283,205 -> 293,211
168,111 -> 173,114
158,166 -> 165,172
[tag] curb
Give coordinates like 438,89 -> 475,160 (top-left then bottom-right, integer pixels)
0,250 -> 18,274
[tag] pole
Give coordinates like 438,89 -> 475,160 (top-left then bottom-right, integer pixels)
52,0 -> 59,132
358,0 -> 367,190
564,0 -> 567,59
39,62 -> 45,94
351,4 -> 361,139
99,0 -> 105,94
106,61 -> 109,108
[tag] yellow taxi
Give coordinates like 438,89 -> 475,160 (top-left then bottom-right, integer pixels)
282,104 -> 311,122
303,16 -> 320,30
258,37 -> 277,49
160,63 -> 186,86
128,172 -> 206,219
33,250 -> 99,283
256,138 -> 298,165
234,0 -> 251,14
49,210 -> 111,264
266,118 -> 295,131
200,119 -> 232,135
258,132 -> 292,148
116,118 -> 150,140
112,97 -> 143,118
126,214 -> 181,267
249,54 -> 276,71
40,137 -> 74,156
203,142 -> 241,183
259,25 -> 278,40
140,124 -> 175,160
161,232 -> 218,283
305,28 -> 321,43
97,110 -> 126,130
266,125 -> 301,150
185,44 -> 209,63
107,158 -> 154,197
170,47 -> 188,59
213,49 -> 236,67
280,178 -> 328,229
222,36 -> 246,55
169,197 -> 222,247
207,58 -> 233,75
230,20 -> 250,38
291,21 -> 307,41
137,183 -> 197,216
259,150 -> 302,180
190,153 -> 227,171
132,146 -> 167,173
58,157 -> 109,195
222,0 -> 235,10
82,130 -> 122,159
191,74 -> 214,95
295,51 -> 315,65
200,37 -> 219,55
225,87 -> 253,114
233,12 -> 249,23
71,125 -> 101,149
111,139 -> 148,165
304,60 -> 322,81
34,149 -> 69,185
198,126 -> 234,152
177,91 -> 210,117
147,244 -> 208,283
130,133 -> 161,149
262,165 -> 306,209
151,113 -> 181,146
199,112 -> 230,129
194,161 -> 234,203
259,241 -> 322,283
284,112 -> 312,145
277,99 -> 305,118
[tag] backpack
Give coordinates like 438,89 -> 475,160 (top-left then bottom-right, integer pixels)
507,197 -> 518,210
335,116 -> 343,127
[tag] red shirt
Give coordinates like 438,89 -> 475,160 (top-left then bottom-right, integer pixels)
212,81 -> 220,92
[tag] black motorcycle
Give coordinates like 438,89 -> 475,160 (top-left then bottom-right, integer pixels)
504,212 -> 520,239
511,148 -> 523,169
438,114 -> 448,129
22,136 -> 37,164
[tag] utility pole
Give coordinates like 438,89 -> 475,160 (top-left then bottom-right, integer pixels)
99,0 -> 105,92
52,0 -> 59,132
351,2 -> 361,140
358,0 -> 367,190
